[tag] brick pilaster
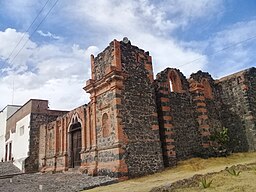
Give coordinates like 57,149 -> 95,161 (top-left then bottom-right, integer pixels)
156,81 -> 177,167
190,82 -> 211,149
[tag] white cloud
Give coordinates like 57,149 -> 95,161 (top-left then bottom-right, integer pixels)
63,0 -> 220,76
0,28 -> 36,71
0,0 -> 226,110
0,28 -> 98,110
126,34 -> 207,76
67,0 -> 223,35
6,0 -> 255,111
164,0 -> 224,28
37,30 -> 61,40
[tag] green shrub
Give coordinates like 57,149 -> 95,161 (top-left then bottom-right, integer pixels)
200,177 -> 213,188
226,167 -> 241,176
210,127 -> 230,156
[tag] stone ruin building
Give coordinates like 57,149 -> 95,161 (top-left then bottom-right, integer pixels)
38,38 -> 256,180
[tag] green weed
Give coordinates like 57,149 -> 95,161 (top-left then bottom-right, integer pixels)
200,177 -> 213,188
226,168 -> 241,176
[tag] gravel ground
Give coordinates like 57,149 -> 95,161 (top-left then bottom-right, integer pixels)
0,162 -> 117,192
0,162 -> 21,176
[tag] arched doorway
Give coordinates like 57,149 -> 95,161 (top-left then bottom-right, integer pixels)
69,121 -> 82,168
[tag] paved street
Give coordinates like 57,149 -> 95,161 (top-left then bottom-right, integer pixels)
0,162 -> 116,192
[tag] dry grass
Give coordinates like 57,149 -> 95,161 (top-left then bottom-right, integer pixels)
83,152 -> 256,192
173,164 -> 256,192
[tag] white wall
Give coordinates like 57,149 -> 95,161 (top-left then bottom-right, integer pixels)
0,106 -> 20,161
0,111 -> 6,161
6,114 -> 30,171
0,135 -> 5,162
0,107 -> 8,137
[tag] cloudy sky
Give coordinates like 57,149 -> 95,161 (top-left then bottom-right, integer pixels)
0,0 -> 255,110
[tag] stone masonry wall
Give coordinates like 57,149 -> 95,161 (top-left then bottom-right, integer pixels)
94,90 -> 126,178
96,91 -> 116,149
217,68 -> 256,152
40,122 -> 56,171
83,40 -> 129,179
25,112 -> 66,173
38,124 -> 46,170
37,39 -> 255,181
170,93 -> 202,160
217,73 -> 249,152
155,68 -> 202,165
190,71 -> 223,135
119,41 -> 164,177
93,45 -> 113,81
245,68 -> 256,150
39,105 -> 86,173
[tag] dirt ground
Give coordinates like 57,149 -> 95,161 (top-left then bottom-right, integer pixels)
84,152 -> 256,192
151,164 -> 256,192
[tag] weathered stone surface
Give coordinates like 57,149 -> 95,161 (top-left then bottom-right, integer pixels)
0,171 -> 116,192
217,68 -> 256,152
155,68 -> 202,165
38,38 -> 256,181
119,41 -> 164,177
94,45 -> 113,81
156,66 -> 256,164
25,113 -> 63,173
0,162 -> 21,176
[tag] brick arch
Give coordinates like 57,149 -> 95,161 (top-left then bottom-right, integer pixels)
201,78 -> 213,99
102,113 -> 110,137
168,70 -> 183,93
68,113 -> 83,132
68,113 -> 83,168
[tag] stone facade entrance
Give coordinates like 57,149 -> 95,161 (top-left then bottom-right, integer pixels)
69,122 -> 82,168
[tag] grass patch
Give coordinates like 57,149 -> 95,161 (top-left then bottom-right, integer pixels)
226,167 -> 241,176
200,177 -> 213,188
166,164 -> 256,192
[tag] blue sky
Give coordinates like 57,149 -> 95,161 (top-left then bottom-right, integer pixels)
0,0 -> 255,110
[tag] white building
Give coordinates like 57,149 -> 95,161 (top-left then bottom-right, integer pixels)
5,114 -> 31,170
0,105 -> 21,162
4,99 -> 67,172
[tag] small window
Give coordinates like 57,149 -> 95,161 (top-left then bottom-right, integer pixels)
20,126 -> 24,136
169,70 -> 182,93
169,80 -> 174,92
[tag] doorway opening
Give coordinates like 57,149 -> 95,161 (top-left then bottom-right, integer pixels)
69,122 -> 82,168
